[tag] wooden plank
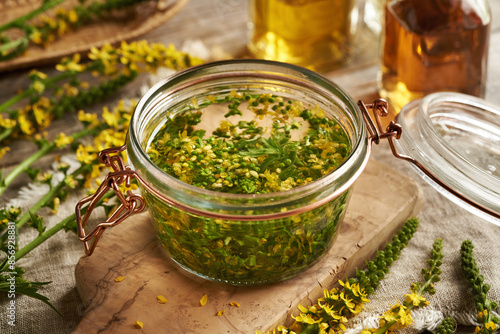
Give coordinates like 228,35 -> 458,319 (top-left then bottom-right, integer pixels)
73,158 -> 423,334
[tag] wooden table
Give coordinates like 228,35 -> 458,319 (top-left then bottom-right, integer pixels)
1,1 -> 500,333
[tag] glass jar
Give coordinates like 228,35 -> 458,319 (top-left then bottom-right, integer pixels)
247,0 -> 359,72
379,0 -> 491,112
76,61 -> 500,286
124,60 -> 370,285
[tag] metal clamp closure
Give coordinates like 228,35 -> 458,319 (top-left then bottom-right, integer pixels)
75,145 -> 146,256
359,98 -> 421,165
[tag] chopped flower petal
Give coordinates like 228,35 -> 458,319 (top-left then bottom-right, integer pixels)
200,294 -> 208,306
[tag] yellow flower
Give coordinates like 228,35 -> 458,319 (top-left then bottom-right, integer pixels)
68,9 -> 78,23
32,102 -> 53,128
78,110 -> 100,127
51,197 -> 60,214
56,53 -> 86,72
156,295 -> 167,304
63,82 -> 79,96
89,43 -> 119,74
38,172 -> 52,183
54,132 -> 73,148
200,294 -> 208,306
292,313 -> 322,325
30,30 -> 43,44
76,144 -> 98,164
0,115 -> 16,129
29,69 -> 47,79
216,310 -> 225,316
0,147 -> 10,160
485,322 -> 498,330
134,320 -> 143,329
114,276 -> 125,282
102,106 -> 119,128
404,292 -> 429,307
380,304 -> 413,331
65,175 -> 78,189
57,19 -> 69,36
18,114 -> 35,135
31,80 -> 46,94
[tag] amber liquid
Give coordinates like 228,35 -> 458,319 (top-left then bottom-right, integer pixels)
379,0 -> 490,112
248,0 -> 357,72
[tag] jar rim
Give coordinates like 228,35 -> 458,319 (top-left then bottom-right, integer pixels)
127,59 -> 369,208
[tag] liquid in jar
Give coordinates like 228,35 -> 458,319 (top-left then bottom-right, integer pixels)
379,0 -> 490,112
248,0 -> 358,72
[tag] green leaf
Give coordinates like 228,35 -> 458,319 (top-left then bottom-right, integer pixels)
27,211 -> 46,235
0,270 -> 62,317
25,167 -> 41,181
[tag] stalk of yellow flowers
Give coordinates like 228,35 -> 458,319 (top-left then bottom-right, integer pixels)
257,218 -> 420,334
361,238 -> 444,334
0,99 -> 136,313
0,0 -> 156,60
0,40 -> 202,148
461,240 -> 499,334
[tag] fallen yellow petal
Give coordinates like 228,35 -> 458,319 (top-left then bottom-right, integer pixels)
217,310 -> 225,316
157,295 -> 168,304
114,276 -> 125,282
229,301 -> 240,308
200,294 -> 208,306
134,320 -> 143,329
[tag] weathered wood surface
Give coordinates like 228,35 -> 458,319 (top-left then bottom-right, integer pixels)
73,159 -> 423,333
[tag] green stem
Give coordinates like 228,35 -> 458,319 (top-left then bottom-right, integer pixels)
0,125 -> 104,196
0,0 -> 65,32
14,171 -> 73,231
374,320 -> 396,334
0,71 -> 76,114
1,144 -> 55,195
0,190 -> 115,272
0,164 -> 89,247
0,127 -> 13,143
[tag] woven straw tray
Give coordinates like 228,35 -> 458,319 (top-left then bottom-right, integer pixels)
0,0 -> 188,73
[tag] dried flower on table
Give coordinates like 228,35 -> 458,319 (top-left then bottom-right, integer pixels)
200,294 -> 208,306
134,320 -> 143,329
157,295 -> 167,304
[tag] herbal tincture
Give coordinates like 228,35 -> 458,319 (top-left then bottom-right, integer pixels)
379,0 -> 490,112
248,0 -> 358,72
145,90 -> 351,284
147,91 -> 350,194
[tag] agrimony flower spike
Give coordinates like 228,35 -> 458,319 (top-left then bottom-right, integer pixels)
461,240 -> 499,334
364,238 -> 443,334
356,217 -> 420,295
260,217 -> 420,334
435,317 -> 456,334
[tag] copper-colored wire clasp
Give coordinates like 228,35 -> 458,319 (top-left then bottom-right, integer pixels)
75,145 -> 146,256
359,99 -> 414,162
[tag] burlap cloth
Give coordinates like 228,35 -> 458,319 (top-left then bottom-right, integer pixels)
1,66 -> 499,333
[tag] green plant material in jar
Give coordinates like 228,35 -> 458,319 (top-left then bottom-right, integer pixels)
144,90 -> 353,284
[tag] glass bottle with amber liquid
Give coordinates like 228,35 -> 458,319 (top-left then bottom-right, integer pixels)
379,0 -> 491,112
248,0 -> 358,72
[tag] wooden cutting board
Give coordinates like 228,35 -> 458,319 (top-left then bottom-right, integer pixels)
73,158 -> 423,334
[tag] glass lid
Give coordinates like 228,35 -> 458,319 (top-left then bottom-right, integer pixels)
394,92 -> 500,226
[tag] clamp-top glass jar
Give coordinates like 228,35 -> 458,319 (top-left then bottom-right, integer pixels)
76,60 -> 381,285
76,60 -> 500,286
